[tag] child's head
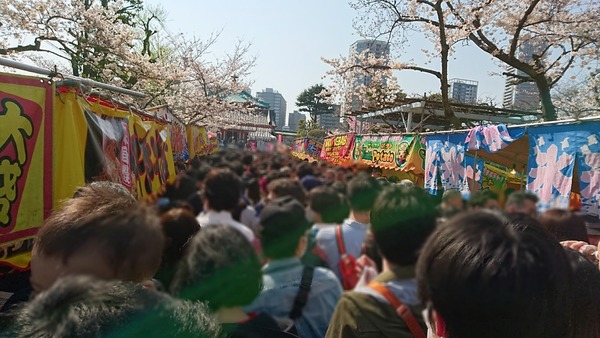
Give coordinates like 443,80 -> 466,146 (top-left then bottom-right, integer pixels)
31,182 -> 164,293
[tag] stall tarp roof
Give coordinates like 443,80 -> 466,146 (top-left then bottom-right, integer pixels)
467,136 -> 530,173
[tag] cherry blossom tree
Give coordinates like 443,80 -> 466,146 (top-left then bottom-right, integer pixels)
338,0 -> 463,127
347,0 -> 600,122
322,49 -> 418,130
0,0 -> 260,129
447,0 -> 599,121
0,0 -> 162,86
553,69 -> 600,119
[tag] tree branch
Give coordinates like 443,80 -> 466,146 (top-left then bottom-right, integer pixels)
509,0 -> 542,58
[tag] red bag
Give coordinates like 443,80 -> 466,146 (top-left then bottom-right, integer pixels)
336,225 -> 359,290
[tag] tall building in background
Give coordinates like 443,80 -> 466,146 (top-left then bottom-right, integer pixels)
317,105 -> 341,130
350,39 -> 390,59
256,88 -> 287,129
288,110 -> 306,132
502,42 -> 542,111
449,79 -> 478,104
317,113 -> 340,130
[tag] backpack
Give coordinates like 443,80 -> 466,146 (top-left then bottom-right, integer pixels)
336,225 -> 360,290
368,281 -> 427,338
301,227 -> 328,268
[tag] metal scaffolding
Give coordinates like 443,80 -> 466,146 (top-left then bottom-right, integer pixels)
0,57 -> 146,98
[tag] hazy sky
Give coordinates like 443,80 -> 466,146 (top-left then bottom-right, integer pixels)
148,0 -> 506,117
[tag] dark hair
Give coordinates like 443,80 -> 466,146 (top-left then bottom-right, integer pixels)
537,209 -> 589,242
170,225 -> 262,311
155,208 -> 201,289
362,231 -> 382,272
370,185 -> 436,266
36,198 -> 164,283
203,168 -> 242,211
2,275 -> 219,338
505,191 -> 539,207
241,153 -> 254,166
442,189 -> 462,202
308,186 -> 345,223
268,178 -> 307,205
417,211 -> 571,338
163,174 -> 197,202
347,173 -> 381,211
243,173 -> 261,205
189,157 -> 202,170
468,189 -> 498,208
564,248 -> 600,338
296,162 -> 314,179
260,197 -> 311,259
269,160 -> 283,171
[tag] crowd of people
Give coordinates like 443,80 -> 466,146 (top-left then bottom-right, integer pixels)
0,147 -> 599,338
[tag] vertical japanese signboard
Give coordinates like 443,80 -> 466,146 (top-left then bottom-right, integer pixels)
0,74 -> 53,270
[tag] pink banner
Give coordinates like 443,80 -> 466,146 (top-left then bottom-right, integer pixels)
320,134 -> 355,165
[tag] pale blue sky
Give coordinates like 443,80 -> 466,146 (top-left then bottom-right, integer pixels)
148,0 -> 506,117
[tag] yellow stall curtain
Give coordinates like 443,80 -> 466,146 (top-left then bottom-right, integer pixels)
0,73 -> 53,270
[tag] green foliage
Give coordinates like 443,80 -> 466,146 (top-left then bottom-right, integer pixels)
297,119 -> 327,142
296,84 -> 333,122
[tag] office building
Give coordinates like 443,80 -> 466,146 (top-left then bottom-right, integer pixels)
449,79 -> 478,104
350,39 -> 390,59
256,88 -> 287,129
317,105 -> 342,130
349,40 -> 391,112
288,110 -> 306,132
317,113 -> 341,130
502,42 -> 542,111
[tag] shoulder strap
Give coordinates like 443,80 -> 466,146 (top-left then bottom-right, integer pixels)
368,281 -> 426,338
289,266 -> 315,320
335,225 -> 346,255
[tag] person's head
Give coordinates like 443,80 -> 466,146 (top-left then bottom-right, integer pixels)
202,168 -> 242,212
71,181 -> 134,200
308,186 -> 346,223
468,189 -> 499,210
31,199 -> 164,293
417,211 -> 571,338
296,162 -> 314,179
155,208 -> 201,289
3,275 -> 219,338
564,248 -> 600,338
538,209 -> 589,242
346,172 -> 381,213
170,224 -> 261,312
259,196 -> 311,259
335,167 -> 347,182
370,167 -> 383,178
267,178 -> 307,205
441,190 -> 463,211
324,169 -> 336,182
505,191 -> 539,217
370,185 -> 437,267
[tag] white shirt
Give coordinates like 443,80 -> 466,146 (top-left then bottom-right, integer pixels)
197,210 -> 255,243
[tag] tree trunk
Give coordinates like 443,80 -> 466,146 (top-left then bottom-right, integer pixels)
534,75 -> 557,121
436,1 -> 460,128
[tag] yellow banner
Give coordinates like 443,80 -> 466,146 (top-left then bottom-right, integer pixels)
131,115 -> 176,201
0,73 -> 53,270
186,124 -> 212,158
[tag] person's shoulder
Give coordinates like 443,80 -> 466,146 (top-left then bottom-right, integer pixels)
224,313 -> 299,338
315,226 -> 336,241
230,220 -> 256,240
314,266 -> 342,284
